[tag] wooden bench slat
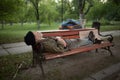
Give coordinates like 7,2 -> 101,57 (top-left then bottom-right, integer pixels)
62,35 -> 80,39
45,42 -> 113,60
43,31 -> 79,37
41,28 -> 95,33
42,28 -> 95,37
43,31 -> 80,39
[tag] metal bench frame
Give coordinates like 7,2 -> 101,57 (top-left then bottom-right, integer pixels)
31,28 -> 114,77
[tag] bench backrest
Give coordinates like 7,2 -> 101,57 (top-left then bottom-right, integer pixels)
38,28 -> 97,39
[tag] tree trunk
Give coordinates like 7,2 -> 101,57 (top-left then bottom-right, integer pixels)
37,20 -> 40,30
35,6 -> 40,30
79,13 -> 85,28
79,0 -> 85,28
9,22 -> 13,26
48,17 -> 51,27
21,21 -> 24,27
61,0 -> 64,22
1,21 -> 4,29
36,8 -> 40,30
30,0 -> 40,30
78,0 -> 93,28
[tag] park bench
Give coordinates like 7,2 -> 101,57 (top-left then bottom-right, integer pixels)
31,28 -> 114,77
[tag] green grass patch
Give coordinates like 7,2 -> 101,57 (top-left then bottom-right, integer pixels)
100,24 -> 120,31
0,53 -> 32,80
0,22 -> 60,44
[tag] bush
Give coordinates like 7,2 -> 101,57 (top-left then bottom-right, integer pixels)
100,18 -> 110,25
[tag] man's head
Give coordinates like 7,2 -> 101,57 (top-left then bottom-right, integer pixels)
24,31 -> 43,45
24,31 -> 35,45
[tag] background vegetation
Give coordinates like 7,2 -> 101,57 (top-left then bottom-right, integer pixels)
0,0 -> 120,44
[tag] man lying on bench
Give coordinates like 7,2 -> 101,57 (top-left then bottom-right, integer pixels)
24,31 -> 110,54
24,31 -> 94,53
24,30 -> 113,76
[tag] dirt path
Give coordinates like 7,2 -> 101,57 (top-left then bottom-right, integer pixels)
16,36 -> 120,80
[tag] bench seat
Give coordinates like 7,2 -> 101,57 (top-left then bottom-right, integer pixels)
45,42 -> 113,60
31,28 -> 114,77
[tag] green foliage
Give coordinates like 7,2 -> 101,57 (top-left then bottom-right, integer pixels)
0,0 -> 120,26
40,0 -> 59,24
86,0 -> 120,21
0,0 -> 24,22
0,22 -> 60,44
104,1 -> 120,21
25,6 -> 35,22
0,53 -> 32,80
86,1 -> 105,20
100,18 -> 110,25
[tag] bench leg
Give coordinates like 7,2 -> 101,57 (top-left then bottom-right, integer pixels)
103,46 -> 113,56
32,45 -> 46,78
38,60 -> 45,78
96,49 -> 98,53
107,46 -> 113,56
32,51 -> 37,67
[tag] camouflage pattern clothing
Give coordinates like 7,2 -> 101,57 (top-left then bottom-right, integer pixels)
35,37 -> 68,53
35,37 -> 93,54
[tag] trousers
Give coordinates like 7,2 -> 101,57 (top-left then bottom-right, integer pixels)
64,38 -> 93,49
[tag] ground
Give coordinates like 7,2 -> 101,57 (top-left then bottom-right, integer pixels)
1,36 -> 120,80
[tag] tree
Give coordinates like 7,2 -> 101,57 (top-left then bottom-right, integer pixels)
55,0 -> 67,22
26,0 -> 41,29
0,0 -> 24,29
63,0 -> 77,20
39,0 -> 59,26
78,0 -> 93,28
110,0 -> 120,5
86,0 -> 120,22
70,0 -> 93,28
105,0 -> 120,21
86,0 -> 105,20
18,1 -> 28,26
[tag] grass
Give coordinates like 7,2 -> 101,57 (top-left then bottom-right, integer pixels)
100,24 -> 120,31
0,52 -> 32,80
0,21 -> 120,44
0,22 -> 60,44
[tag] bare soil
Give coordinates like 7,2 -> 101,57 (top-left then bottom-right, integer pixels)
16,36 -> 120,80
